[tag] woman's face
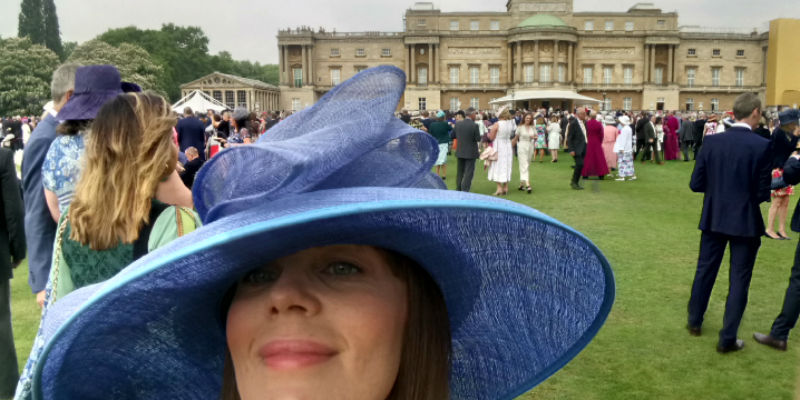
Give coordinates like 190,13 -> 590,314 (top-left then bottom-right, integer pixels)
524,115 -> 533,125
227,245 -> 408,400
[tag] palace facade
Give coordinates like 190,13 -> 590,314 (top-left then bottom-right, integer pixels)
277,0 -> 771,113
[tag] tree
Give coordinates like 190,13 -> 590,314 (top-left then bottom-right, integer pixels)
0,37 -> 60,116
67,40 -> 164,95
17,0 -> 44,45
42,0 -> 63,58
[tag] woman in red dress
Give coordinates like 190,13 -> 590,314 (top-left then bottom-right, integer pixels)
581,112 -> 610,179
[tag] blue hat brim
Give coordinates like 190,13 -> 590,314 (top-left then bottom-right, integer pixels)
56,90 -> 123,121
34,187 -> 614,400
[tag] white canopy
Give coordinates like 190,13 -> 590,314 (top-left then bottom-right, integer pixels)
489,89 -> 602,105
172,90 -> 227,114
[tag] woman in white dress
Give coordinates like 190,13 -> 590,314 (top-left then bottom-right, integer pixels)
513,113 -> 535,193
487,109 -> 515,196
547,115 -> 562,163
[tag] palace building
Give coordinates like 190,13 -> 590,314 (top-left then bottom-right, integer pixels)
277,0 -> 775,113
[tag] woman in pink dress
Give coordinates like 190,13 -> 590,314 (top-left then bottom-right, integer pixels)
581,112 -> 610,179
602,115 -> 619,170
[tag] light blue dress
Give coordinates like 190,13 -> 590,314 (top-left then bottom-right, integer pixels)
41,133 -> 85,215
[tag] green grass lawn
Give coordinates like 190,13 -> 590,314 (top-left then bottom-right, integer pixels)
9,151 -> 800,399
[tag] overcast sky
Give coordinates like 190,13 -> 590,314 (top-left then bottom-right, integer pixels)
0,0 -> 791,65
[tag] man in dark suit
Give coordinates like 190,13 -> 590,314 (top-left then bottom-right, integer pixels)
0,146 -> 26,398
753,109 -> 800,351
454,108 -> 481,192
639,113 -> 661,163
176,107 -> 207,161
22,63 -> 79,308
566,108 -> 587,190
687,92 -> 771,353
180,147 -> 204,189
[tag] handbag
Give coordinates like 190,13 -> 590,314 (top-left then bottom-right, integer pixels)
480,146 -> 498,162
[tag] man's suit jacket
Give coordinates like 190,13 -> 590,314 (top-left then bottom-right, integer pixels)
0,148 -> 25,280
21,114 -> 57,292
566,118 -> 586,157
176,116 -> 206,159
643,121 -> 656,142
781,157 -> 800,233
690,126 -> 771,237
454,119 -> 480,159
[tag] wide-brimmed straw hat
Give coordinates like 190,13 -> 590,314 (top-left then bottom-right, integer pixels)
33,66 -> 614,400
56,65 -> 139,121
618,115 -> 632,126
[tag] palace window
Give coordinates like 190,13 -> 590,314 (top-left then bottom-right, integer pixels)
712,49 -> 721,57
687,48 -> 696,56
657,19 -> 665,26
583,66 -> 593,84
236,90 -> 247,108
418,97 -> 427,111
525,64 -> 534,83
603,66 -> 613,84
450,97 -> 459,111
330,48 -> 340,57
471,97 -> 480,109
450,66 -> 460,84
417,19 -> 426,27
490,21 -> 500,31
470,20 -> 480,31
490,66 -> 500,84
418,67 -> 428,85
293,68 -> 303,87
212,90 -> 222,103
735,68 -> 744,87
469,66 -> 480,84
225,90 -> 235,109
623,66 -> 633,84
654,66 -> 664,85
711,98 -> 719,111
686,98 -> 694,111
331,68 -> 341,86
623,97 -> 632,111
355,48 -> 365,57
540,64 -> 552,83
381,48 -> 392,57
711,67 -> 720,87
291,98 -> 300,112
605,21 -> 614,31
450,21 -> 459,30
603,98 -> 612,111
584,21 -> 594,31
625,21 -> 634,31
737,49 -> 745,57
686,67 -> 696,87
558,64 -> 566,82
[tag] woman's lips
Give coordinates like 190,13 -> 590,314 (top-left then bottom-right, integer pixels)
258,340 -> 337,369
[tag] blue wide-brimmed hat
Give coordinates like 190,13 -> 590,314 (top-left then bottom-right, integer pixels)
56,65 -> 139,121
33,66 -> 614,400
779,109 -> 799,126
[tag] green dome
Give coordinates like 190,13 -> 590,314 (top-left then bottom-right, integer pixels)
516,14 -> 568,29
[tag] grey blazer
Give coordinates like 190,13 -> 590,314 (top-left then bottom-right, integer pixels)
454,119 -> 480,159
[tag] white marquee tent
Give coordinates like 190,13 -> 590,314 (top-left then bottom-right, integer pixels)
490,89 -> 601,108
171,90 -> 227,114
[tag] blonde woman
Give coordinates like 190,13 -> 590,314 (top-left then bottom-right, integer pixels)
487,109 -> 514,195
15,92 -> 201,400
513,113 -> 535,193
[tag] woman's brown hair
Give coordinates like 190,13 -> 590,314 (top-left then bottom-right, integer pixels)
68,92 -> 177,250
522,112 -> 534,126
220,250 -> 452,400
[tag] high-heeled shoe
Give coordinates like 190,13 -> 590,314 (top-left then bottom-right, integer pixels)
526,187 -> 532,194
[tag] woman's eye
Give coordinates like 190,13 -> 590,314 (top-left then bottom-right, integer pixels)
324,262 -> 362,276
241,266 -> 281,285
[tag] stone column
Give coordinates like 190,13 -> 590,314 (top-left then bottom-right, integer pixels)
643,44 -> 649,83
507,42 -> 513,84
568,42 -> 573,84
308,46 -> 314,86
554,40 -> 559,82
410,45 -> 416,84
533,40 -> 539,83
762,46 -> 768,85
301,45 -> 307,86
434,44 -> 439,84
282,45 -> 289,85
405,45 -> 410,83
516,42 -> 523,83
667,44 -> 673,84
650,45 -> 656,85
428,44 -> 433,84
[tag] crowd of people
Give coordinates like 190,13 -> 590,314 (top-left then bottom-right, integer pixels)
1,64 -> 615,399
401,103 -> 787,194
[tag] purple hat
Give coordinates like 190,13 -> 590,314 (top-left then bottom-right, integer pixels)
56,65 -> 126,121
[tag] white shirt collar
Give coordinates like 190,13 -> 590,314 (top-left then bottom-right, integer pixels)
731,122 -> 752,130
